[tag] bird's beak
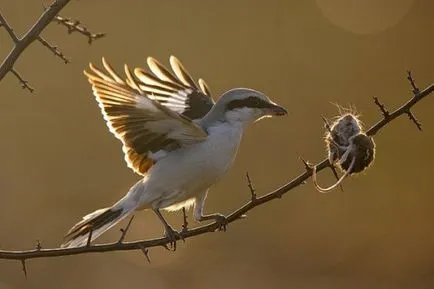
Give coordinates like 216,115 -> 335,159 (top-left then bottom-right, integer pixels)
267,103 -> 288,116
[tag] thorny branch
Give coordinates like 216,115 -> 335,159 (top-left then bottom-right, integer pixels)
0,72 -> 431,269
0,0 -> 104,92
53,15 -> 106,44
37,36 -> 69,64
10,68 -> 34,92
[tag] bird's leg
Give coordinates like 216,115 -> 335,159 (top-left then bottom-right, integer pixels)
194,192 -> 227,231
153,209 -> 181,250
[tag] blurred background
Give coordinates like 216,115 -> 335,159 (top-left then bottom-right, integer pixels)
0,0 -> 433,288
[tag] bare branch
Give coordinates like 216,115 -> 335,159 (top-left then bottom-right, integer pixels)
10,68 -> 34,92
53,15 -> 106,44
367,82 -> 432,135
37,36 -> 69,64
407,70 -> 420,95
0,0 -> 104,92
0,76 -> 432,262
118,216 -> 135,243
406,110 -> 422,131
373,97 -> 390,118
245,172 -> 257,201
0,13 -> 19,43
0,0 -> 71,84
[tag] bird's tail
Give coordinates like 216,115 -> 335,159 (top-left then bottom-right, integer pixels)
61,197 -> 137,248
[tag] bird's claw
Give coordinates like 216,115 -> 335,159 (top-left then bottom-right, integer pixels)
213,214 -> 227,232
163,226 -> 182,251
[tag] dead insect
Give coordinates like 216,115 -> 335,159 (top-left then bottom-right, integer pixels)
313,110 -> 376,193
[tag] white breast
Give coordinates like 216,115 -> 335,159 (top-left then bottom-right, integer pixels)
201,121 -> 243,176
137,121 -> 244,209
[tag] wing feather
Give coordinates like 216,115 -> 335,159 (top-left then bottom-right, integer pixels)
147,57 -> 184,86
169,55 -> 198,89
84,58 -> 208,175
199,78 -> 212,97
134,56 -> 215,119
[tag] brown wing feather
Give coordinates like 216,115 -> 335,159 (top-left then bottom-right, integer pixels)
84,57 -> 208,175
169,55 -> 198,89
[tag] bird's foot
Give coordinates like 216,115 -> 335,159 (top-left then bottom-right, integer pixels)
163,225 -> 182,251
211,213 -> 228,232
197,213 -> 228,232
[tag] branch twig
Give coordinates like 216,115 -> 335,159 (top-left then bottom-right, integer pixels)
37,36 -> 69,64
373,97 -> 390,118
10,68 -> 34,92
0,0 -> 104,92
246,172 -> 257,201
0,0 -> 71,84
0,74 -> 432,265
118,216 -> 135,243
0,13 -> 19,43
53,15 -> 106,44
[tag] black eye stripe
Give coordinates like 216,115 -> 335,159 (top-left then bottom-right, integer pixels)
226,96 -> 272,110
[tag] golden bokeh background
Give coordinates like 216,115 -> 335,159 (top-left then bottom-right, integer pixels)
0,0 -> 433,288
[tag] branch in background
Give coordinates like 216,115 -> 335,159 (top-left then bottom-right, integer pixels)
0,0 -> 71,91
37,36 -> 69,64
0,0 -> 104,92
10,68 -> 34,92
53,15 -> 106,44
0,13 -> 19,43
0,72 -> 431,267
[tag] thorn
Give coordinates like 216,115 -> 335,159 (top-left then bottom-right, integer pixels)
35,240 -> 42,251
161,243 -> 172,251
86,226 -> 93,247
321,116 -> 346,151
299,156 -> 312,173
139,245 -> 151,263
245,172 -> 257,201
328,162 -> 344,192
181,207 -> 188,234
373,97 -> 390,118
406,110 -> 422,131
37,37 -> 69,64
21,259 -> 27,279
118,215 -> 135,243
407,70 -> 420,95
10,68 -> 34,92
321,115 -> 332,132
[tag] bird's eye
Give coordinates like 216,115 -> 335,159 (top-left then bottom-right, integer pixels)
249,97 -> 261,106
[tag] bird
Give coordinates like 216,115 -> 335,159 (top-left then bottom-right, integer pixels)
61,56 -> 287,248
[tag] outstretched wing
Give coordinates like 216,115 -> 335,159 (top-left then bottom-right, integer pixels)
134,56 -> 214,120
85,58 -> 208,175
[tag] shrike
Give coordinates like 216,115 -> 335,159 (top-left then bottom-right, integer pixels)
62,56 -> 287,247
